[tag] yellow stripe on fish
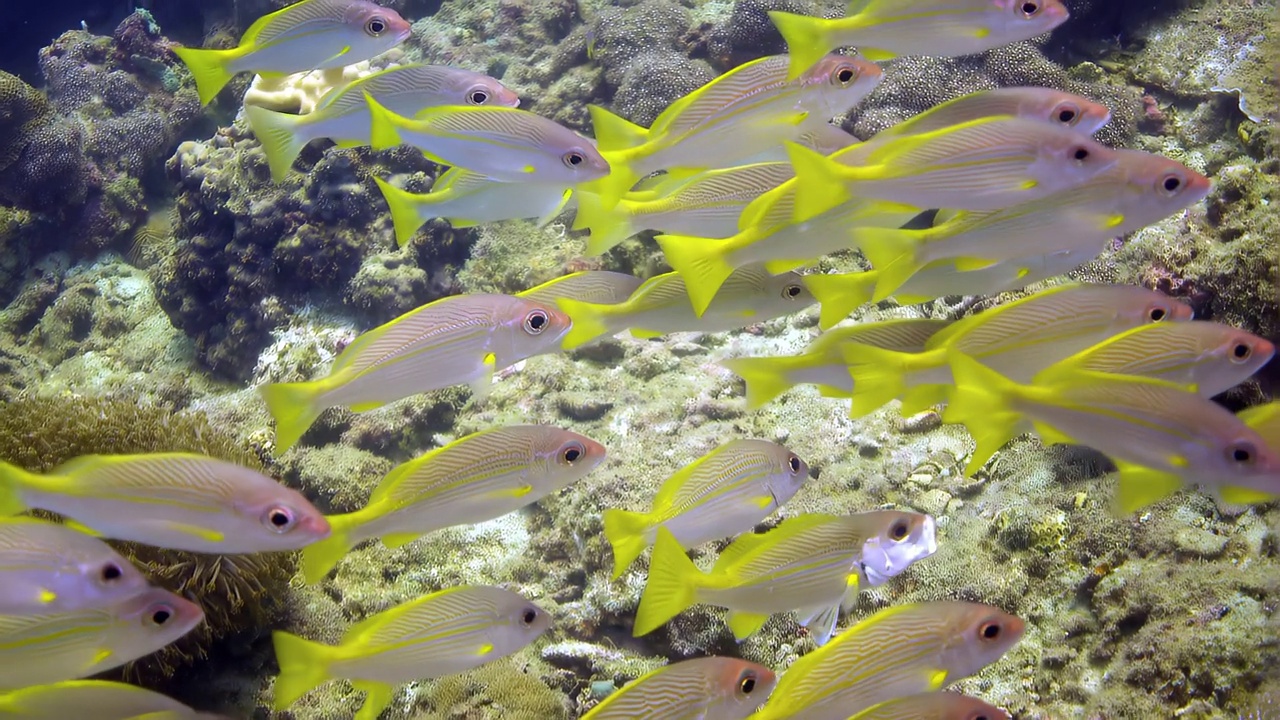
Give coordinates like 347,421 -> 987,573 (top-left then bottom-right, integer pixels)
0,517 -> 150,615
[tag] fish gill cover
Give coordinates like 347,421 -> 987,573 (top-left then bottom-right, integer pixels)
0,0 -> 1276,718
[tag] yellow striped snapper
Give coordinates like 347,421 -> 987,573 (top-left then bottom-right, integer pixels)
556,265 -> 814,351
635,511 -> 936,644
261,293 -> 573,453
582,657 -> 777,720
0,681 -> 227,720
788,116 -> 1122,223
0,517 -> 149,615
1241,402 -> 1280,444
172,0 -> 412,105
738,123 -> 862,164
751,602 -> 1025,720
375,170 -> 574,246
301,425 -> 606,582
272,585 -> 551,720
771,0 -> 1068,79
1048,321 -> 1274,398
803,243 -> 1112,331
841,283 -> 1195,418
516,270 -> 645,307
721,319 -> 950,408
857,150 -> 1212,299
574,162 -> 798,255
847,692 -> 1011,720
945,353 -> 1280,509
0,454 -> 329,554
603,439 -> 808,579
0,587 -> 204,690
586,54 -> 882,205
367,97 -> 610,184
247,64 -> 519,182
878,87 -> 1113,139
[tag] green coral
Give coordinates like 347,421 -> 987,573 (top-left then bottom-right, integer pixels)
0,396 -> 295,688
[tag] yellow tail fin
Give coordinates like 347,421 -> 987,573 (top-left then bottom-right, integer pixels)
171,45 -> 244,106
373,177 -> 428,247
556,297 -> 618,351
574,190 -> 636,256
271,631 -> 338,710
653,234 -> 736,318
0,460 -> 33,516
353,681 -> 395,720
852,226 -> 924,302
803,272 -> 875,330
365,93 -> 403,151
633,527 -> 702,636
720,357 -> 796,409
768,12 -> 832,81
244,104 -> 309,183
260,381 -> 326,455
784,142 -> 850,222
842,342 -> 914,418
602,508 -> 651,579
942,352 -> 1024,477
299,514 -> 358,584
588,104 -> 650,153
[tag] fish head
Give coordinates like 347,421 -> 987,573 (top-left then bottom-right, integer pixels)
1196,324 -> 1275,381
865,511 -> 938,582
763,442 -> 810,504
938,602 -> 1026,679
498,596 -> 554,645
441,71 -> 521,108
74,549 -> 151,607
558,135 -> 611,182
711,658 -> 778,712
1028,125 -> 1122,195
991,0 -> 1070,36
1012,87 -> 1112,135
758,270 -> 817,314
1213,426 -> 1280,482
540,427 -> 608,482
111,588 -> 206,655
1101,149 -> 1211,229
801,54 -> 883,116
506,297 -> 576,357
236,483 -> 332,551
343,2 -> 412,46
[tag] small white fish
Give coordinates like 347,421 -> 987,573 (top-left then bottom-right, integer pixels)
0,517 -> 150,615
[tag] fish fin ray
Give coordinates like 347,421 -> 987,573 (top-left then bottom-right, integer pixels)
633,528 -> 701,636
244,104 -> 308,183
942,353 -> 1023,477
171,45 -> 244,105
720,357 -> 794,409
803,273 -> 874,330
271,631 -> 337,710
768,12 -> 832,81
557,297 -> 616,350
602,508 -> 650,579
653,234 -> 735,318
852,226 -> 924,302
373,177 -> 428,248
260,380 -> 326,455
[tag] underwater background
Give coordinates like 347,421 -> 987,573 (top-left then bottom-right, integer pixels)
1,0 -> 1279,718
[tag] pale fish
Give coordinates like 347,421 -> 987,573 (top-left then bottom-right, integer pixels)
516,270 -> 645,307
0,454 -> 329,554
247,64 -> 520,182
556,265 -> 814,351
367,97 -> 610,184
721,318 -> 950,408
0,681 -> 227,720
261,293 -> 573,453
0,587 -> 204,690
750,602 -> 1025,720
635,511 -> 936,645
375,171 -> 574,246
878,87 -> 1113,139
272,585 -> 551,720
0,517 -> 149,615
847,692 -> 1011,720
173,0 -> 412,105
738,122 -> 861,164
771,0 -> 1068,79
803,242 -> 1112,331
300,426 -> 606,582
586,54 -> 882,205
787,116 -> 1122,222
574,162 -> 797,255
944,352 -> 1280,509
856,150 -> 1212,299
841,283 -> 1195,418
1047,321 -> 1274,398
602,439 -> 809,579
581,657 -> 777,720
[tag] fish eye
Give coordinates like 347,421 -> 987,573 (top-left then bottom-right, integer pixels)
782,284 -> 803,299
1230,343 -> 1253,362
561,441 -> 585,464
100,563 -> 124,582
563,151 -> 586,168
468,89 -> 490,105
1055,103 -> 1079,125
979,621 -> 1002,641
262,506 -> 297,534
1071,146 -> 1090,162
973,716 -> 990,720
521,608 -> 539,625
889,520 -> 910,541
1020,0 -> 1042,17
1159,173 -> 1184,196
524,309 -> 550,334
1227,442 -> 1256,465
739,672 -> 758,695
147,603 -> 175,627
832,64 -> 858,86
1147,306 -> 1168,322
787,455 -> 802,474
365,16 -> 388,36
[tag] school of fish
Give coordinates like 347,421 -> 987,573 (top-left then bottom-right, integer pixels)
0,0 -> 1272,716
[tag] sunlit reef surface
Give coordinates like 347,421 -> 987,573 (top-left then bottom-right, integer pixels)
0,0 -> 1277,718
